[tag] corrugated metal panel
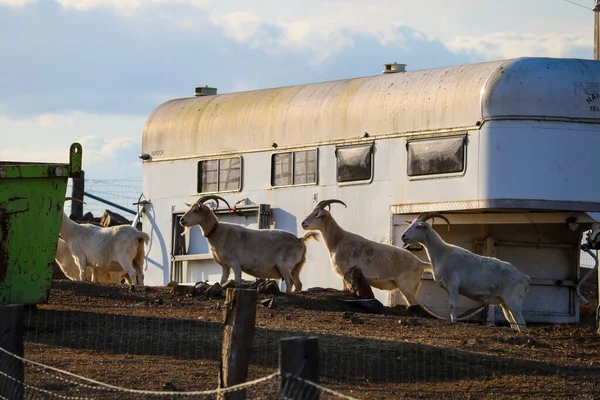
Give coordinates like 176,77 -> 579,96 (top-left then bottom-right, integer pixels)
142,57 -> 600,160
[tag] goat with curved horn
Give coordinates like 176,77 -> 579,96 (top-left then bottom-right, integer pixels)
417,212 -> 451,231
179,196 -> 318,292
402,212 -> 531,332
197,195 -> 232,212
301,199 -> 430,306
316,199 -> 347,211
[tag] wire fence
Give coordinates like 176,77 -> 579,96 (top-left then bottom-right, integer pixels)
4,280 -> 599,399
37,177 -> 600,398
64,178 -> 143,219
580,245 -> 598,269
0,347 -> 355,400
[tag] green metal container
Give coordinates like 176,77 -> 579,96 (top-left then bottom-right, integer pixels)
0,143 -> 82,305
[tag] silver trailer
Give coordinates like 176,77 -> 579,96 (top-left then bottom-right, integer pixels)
141,57 -> 600,325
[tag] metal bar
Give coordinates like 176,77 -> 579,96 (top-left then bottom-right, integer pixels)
418,304 -> 485,322
392,201 -> 600,215
474,240 -> 574,249
213,205 -> 259,216
577,249 -> 598,304
71,170 -> 84,220
595,5 -> 599,60
83,191 -> 137,215
258,204 -> 271,229
130,200 -> 147,228
495,241 -> 574,249
0,305 -> 24,400
279,337 -> 320,400
173,254 -> 213,262
529,279 -> 576,287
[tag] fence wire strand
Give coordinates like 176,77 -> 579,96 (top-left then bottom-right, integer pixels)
0,346 -> 355,400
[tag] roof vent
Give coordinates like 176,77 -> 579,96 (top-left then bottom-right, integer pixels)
382,62 -> 407,74
194,86 -> 218,96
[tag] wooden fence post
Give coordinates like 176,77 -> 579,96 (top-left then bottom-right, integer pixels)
218,288 -> 258,400
0,305 -> 25,400
279,336 -> 320,400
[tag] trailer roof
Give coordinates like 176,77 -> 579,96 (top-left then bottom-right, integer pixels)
142,57 -> 600,160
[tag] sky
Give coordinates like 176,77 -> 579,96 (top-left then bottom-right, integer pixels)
0,0 -> 598,179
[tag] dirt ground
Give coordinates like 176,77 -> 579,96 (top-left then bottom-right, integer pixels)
18,279 -> 600,399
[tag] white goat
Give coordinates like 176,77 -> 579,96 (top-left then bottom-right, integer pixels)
179,195 -> 318,293
55,238 -> 130,284
401,212 -> 531,332
60,210 -> 149,286
301,199 -> 430,306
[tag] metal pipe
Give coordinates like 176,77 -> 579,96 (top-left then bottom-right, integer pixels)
131,195 -> 149,228
82,191 -> 137,215
418,303 -> 485,321
131,206 -> 144,228
474,240 -> 574,249
577,248 -> 598,305
594,1 -> 599,60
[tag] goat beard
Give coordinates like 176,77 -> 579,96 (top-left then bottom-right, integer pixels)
180,226 -> 190,237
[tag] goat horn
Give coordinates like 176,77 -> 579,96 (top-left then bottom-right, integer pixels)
64,197 -> 86,204
417,212 -> 451,230
197,195 -> 232,212
315,199 -> 347,211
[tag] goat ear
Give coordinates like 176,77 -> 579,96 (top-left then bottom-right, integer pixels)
405,220 -> 412,225
185,202 -> 192,207
316,209 -> 327,218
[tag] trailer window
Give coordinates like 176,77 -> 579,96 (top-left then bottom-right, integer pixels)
271,149 -> 317,187
407,136 -> 466,177
197,157 -> 242,193
336,144 -> 373,183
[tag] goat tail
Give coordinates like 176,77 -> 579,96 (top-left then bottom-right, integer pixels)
301,231 -> 320,243
420,260 -> 433,273
136,231 -> 150,244
134,235 -> 147,271
523,274 -> 531,294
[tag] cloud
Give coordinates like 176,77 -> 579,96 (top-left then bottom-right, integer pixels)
0,137 -> 142,179
0,0 -> 37,7
0,111 -> 145,178
55,0 -> 210,13
448,31 -> 593,61
0,2 -> 477,119
3,0 -> 593,66
212,12 -> 352,63
229,79 -> 261,93
0,142 -> 140,177
76,135 -> 141,176
211,12 -> 412,64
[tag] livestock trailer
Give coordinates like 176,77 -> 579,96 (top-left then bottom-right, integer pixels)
140,57 -> 600,325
